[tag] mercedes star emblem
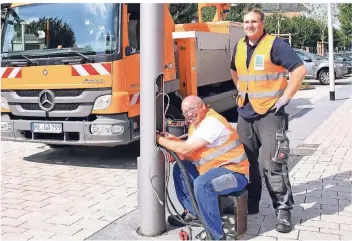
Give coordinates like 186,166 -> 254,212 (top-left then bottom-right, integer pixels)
38,90 -> 55,111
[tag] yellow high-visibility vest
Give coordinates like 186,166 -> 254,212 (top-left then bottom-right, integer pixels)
189,109 -> 249,176
235,34 -> 288,114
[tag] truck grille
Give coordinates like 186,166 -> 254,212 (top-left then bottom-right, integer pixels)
20,103 -> 80,111
24,131 -> 80,141
16,89 -> 84,97
3,88 -> 111,118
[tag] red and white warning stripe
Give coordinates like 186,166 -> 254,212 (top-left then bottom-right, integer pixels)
130,92 -> 140,105
71,63 -> 111,76
1,67 -> 22,79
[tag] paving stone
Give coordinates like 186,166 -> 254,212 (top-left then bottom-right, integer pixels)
1,232 -> 34,241
45,213 -> 84,226
300,220 -> 339,230
1,217 -> 27,228
299,230 -> 340,240
21,229 -> 56,240
1,225 -> 28,234
319,228 -> 352,236
1,209 -> 28,219
258,224 -> 299,239
320,214 -> 352,224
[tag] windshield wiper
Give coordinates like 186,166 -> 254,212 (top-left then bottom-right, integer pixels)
68,50 -> 94,63
21,55 -> 38,66
6,54 -> 38,67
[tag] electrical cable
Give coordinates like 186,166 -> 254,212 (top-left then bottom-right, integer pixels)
147,91 -> 172,206
149,89 -> 213,239
167,150 -> 214,240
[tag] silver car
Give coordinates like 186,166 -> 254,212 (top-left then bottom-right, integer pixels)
295,49 -> 348,84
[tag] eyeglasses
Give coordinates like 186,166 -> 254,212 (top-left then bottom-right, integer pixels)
182,104 -> 201,117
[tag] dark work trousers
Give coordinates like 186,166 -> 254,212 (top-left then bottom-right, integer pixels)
237,110 -> 294,211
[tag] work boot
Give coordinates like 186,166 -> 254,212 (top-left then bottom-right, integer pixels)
167,211 -> 198,227
275,209 -> 293,233
247,202 -> 259,215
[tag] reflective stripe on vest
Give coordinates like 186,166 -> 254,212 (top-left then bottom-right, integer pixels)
194,152 -> 247,167
200,139 -> 242,163
237,72 -> 286,82
238,89 -> 284,99
219,152 -> 248,166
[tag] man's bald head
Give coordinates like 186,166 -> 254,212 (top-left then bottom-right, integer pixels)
181,95 -> 207,125
181,95 -> 203,109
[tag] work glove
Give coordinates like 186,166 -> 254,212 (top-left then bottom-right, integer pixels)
272,96 -> 290,114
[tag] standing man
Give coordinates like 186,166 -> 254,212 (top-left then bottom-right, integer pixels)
230,7 -> 307,233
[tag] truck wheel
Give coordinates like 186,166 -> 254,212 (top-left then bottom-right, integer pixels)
318,69 -> 330,85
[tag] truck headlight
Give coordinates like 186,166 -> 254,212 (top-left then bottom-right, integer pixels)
93,95 -> 111,110
90,124 -> 124,135
1,97 -> 9,109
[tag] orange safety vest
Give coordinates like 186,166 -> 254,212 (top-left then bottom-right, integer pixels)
234,34 -> 288,115
188,109 -> 249,176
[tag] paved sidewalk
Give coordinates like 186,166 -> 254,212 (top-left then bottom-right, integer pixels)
1,143 -> 139,241
90,92 -> 352,240
240,97 -> 352,241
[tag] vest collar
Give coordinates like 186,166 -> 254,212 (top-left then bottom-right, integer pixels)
244,30 -> 267,47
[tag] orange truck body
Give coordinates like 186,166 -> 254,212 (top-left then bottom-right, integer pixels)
1,3 -> 244,146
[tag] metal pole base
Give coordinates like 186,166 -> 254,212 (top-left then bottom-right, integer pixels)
136,227 -> 166,237
330,91 -> 335,101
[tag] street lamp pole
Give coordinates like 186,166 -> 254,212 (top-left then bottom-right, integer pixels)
328,2 -> 335,101
138,3 -> 166,236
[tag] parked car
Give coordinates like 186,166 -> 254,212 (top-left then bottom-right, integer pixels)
295,49 -> 348,84
336,54 -> 352,74
325,53 -> 352,74
339,51 -> 352,59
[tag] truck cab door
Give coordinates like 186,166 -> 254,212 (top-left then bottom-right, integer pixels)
124,5 -> 140,94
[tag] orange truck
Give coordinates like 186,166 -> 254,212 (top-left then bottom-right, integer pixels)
1,3 -> 244,147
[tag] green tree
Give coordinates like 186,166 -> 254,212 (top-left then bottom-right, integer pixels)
303,4 -> 339,45
334,28 -> 350,50
264,13 -> 292,35
200,3 -> 263,23
337,3 -> 352,38
226,3 -> 262,22
290,16 -> 320,49
169,4 -> 197,24
201,6 -> 216,22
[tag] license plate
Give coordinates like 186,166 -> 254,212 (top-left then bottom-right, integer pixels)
32,123 -> 63,133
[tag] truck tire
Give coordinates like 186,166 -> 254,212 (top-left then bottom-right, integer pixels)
47,144 -> 69,149
318,69 -> 330,85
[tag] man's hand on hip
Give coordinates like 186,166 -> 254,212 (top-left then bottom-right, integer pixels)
272,96 -> 290,113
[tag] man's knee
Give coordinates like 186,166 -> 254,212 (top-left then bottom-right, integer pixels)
193,175 -> 209,197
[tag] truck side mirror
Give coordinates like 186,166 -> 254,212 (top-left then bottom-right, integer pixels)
125,46 -> 133,56
303,57 -> 312,62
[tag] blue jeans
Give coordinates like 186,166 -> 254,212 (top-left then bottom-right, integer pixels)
173,161 -> 248,240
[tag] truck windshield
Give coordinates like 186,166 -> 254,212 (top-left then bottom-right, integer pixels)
1,3 -> 120,56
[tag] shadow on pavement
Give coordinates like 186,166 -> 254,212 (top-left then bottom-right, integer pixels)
23,141 -> 140,169
286,98 -> 314,121
253,147 -> 351,238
